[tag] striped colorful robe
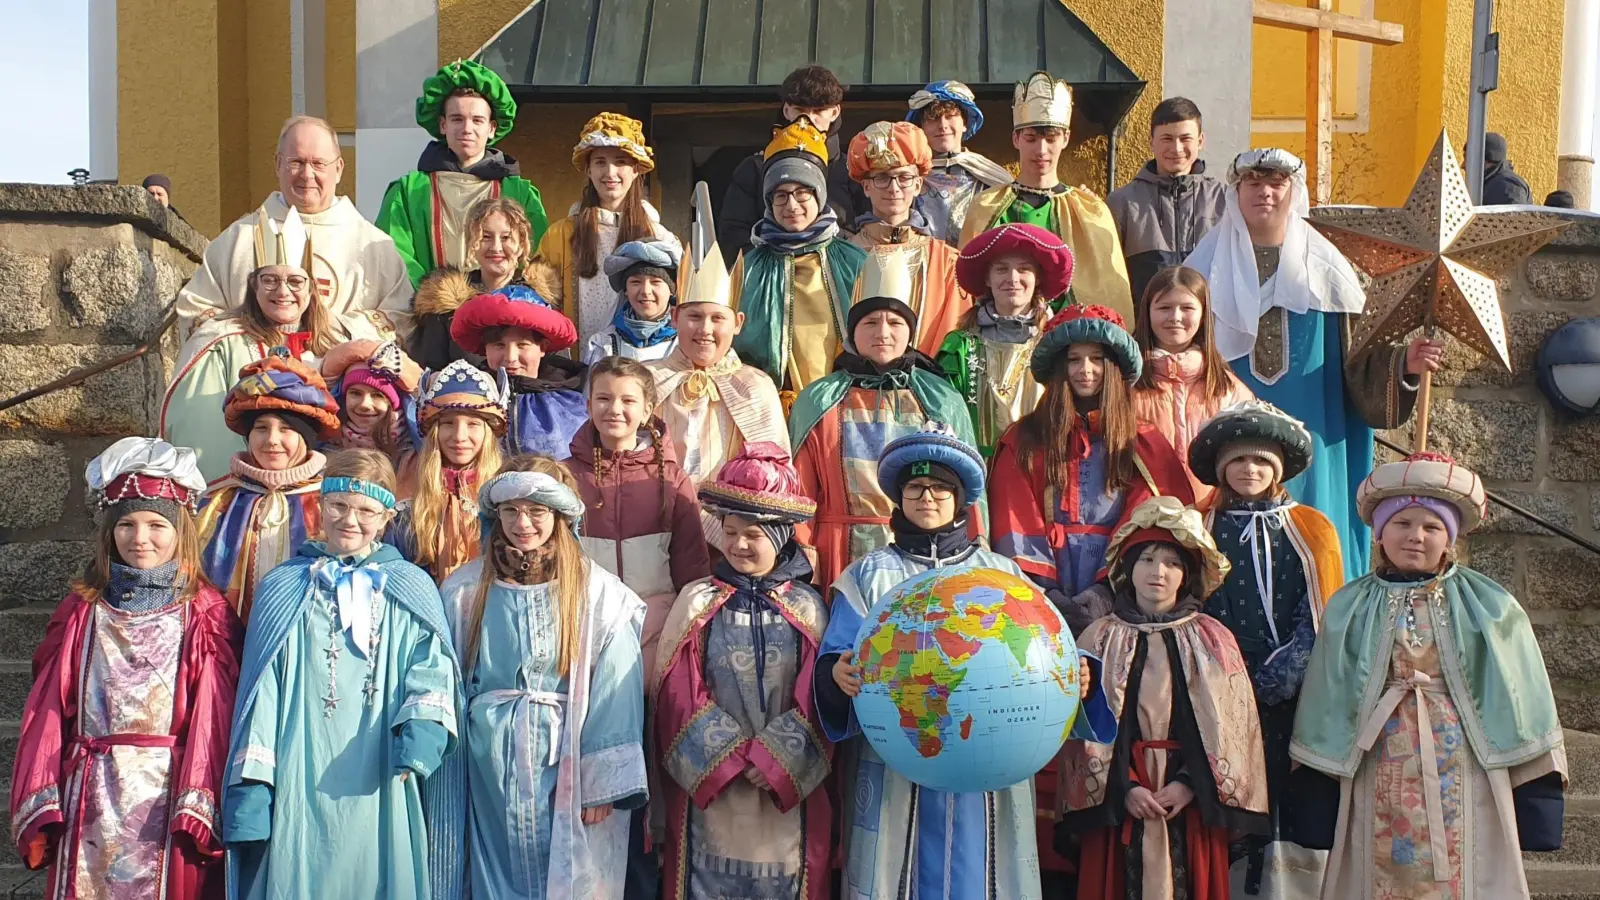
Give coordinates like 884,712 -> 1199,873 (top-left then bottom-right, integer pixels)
197,453 -> 326,624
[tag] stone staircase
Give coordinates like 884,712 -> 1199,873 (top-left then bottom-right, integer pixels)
0,601 -> 1593,897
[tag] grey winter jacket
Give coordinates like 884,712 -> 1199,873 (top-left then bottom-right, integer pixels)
1107,160 -> 1229,303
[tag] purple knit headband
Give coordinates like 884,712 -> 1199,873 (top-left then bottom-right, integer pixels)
1372,495 -> 1460,543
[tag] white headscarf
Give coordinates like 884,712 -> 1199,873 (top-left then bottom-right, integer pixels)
1183,149 -> 1367,361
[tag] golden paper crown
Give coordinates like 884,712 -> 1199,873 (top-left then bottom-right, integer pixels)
763,118 -> 830,165
852,245 -> 919,306
252,205 -> 314,272
1012,71 -> 1073,131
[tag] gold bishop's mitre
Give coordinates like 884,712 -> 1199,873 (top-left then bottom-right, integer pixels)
1012,71 -> 1073,131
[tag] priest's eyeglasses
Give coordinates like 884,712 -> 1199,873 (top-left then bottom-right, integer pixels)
901,482 -> 955,501
866,173 -> 920,190
283,157 -> 339,174
258,274 -> 310,292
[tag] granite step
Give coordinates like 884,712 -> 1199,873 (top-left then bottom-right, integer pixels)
1529,797 -> 1600,867
1529,862 -> 1600,899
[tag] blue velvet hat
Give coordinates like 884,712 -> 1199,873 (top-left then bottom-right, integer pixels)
1029,304 -> 1143,384
876,422 -> 986,508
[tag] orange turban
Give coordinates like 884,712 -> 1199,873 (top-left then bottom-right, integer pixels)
847,121 -> 932,182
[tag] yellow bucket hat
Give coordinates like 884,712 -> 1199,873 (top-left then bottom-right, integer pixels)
571,112 -> 655,173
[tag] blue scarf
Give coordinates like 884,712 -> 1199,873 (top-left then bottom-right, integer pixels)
750,208 -> 841,256
612,301 -> 678,348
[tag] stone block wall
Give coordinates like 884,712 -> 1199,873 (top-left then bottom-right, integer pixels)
0,185 -> 205,611
1383,212 -> 1600,733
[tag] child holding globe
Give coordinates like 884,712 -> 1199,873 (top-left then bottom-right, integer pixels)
1058,496 -> 1270,900
651,443 -> 832,899
815,423 -> 1114,900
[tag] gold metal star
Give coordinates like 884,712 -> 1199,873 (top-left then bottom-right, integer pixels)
1308,129 -> 1570,371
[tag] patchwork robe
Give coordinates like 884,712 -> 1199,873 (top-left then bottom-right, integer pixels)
196,453 -> 326,624
1061,606 -> 1271,900
439,561 -> 649,900
223,542 -> 463,900
651,573 -> 832,900
848,224 -> 972,359
11,584 -> 242,900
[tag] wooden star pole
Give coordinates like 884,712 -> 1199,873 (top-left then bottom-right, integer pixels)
1309,129 -> 1570,450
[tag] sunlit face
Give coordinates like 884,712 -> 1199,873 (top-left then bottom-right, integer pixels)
1012,127 -> 1068,180
1237,173 -> 1293,233
587,148 -> 639,207
442,94 -> 495,166
274,121 -> 344,214
1131,543 -> 1186,608
320,490 -> 393,555
1224,453 -> 1278,500
1065,344 -> 1106,398
625,274 -> 673,320
770,183 -> 820,233
253,264 -> 313,327
920,110 -> 965,154
499,500 -> 556,552
862,165 -> 923,220
247,414 -> 309,471
1148,287 -> 1203,353
588,372 -> 649,448
855,309 -> 912,367
987,255 -> 1040,312
783,104 -> 841,132
1379,506 -> 1452,573
485,326 -> 544,377
673,304 -> 743,368
114,510 -> 178,570
1151,119 -> 1204,177
476,212 -> 522,283
146,184 -> 170,207
343,383 -> 391,431
436,411 -> 489,467
901,476 -> 958,531
722,513 -> 780,576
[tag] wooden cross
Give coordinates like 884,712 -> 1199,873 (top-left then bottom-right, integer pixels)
1252,0 -> 1404,205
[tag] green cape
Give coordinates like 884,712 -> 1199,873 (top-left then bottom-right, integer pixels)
375,171 -> 547,288
1291,565 -> 1563,777
731,239 -> 866,385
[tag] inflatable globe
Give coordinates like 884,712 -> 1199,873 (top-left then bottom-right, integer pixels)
852,565 -> 1080,793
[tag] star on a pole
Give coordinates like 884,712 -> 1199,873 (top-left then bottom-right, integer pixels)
1309,129 -> 1570,371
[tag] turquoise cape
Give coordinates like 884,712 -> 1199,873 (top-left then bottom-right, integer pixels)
1290,565 -> 1563,778
224,542 -> 467,900
788,364 -> 976,452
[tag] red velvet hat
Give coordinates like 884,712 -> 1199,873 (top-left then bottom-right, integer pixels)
449,282 -> 578,356
956,223 -> 1074,299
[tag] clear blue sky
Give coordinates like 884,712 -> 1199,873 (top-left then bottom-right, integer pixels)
0,0 -> 89,183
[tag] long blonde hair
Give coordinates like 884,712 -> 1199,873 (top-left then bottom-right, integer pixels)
72,503 -> 208,605
411,412 -> 504,572
462,456 -> 589,676
239,272 -> 338,356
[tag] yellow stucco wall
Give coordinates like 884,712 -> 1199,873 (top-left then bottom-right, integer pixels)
1249,0 -> 1563,205
1061,0 -> 1165,192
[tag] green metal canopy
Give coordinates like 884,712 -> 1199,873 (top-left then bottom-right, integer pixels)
478,0 -> 1143,123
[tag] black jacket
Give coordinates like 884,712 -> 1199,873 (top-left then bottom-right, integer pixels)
717,126 -> 868,267
1482,160 -> 1533,206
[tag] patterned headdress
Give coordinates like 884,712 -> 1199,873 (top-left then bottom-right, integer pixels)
847,121 -> 933,181
1106,496 -> 1232,599
450,277 -> 578,356
223,351 -> 341,439
572,112 -> 656,173
1187,400 -> 1315,488
697,442 -> 817,524
1356,452 -> 1488,536
906,80 -> 984,142
876,422 -> 987,509
419,359 -> 507,435
1030,304 -> 1143,383
321,340 -> 422,410
85,436 -> 209,521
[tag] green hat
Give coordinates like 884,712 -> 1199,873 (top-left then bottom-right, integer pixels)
416,60 -> 518,146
